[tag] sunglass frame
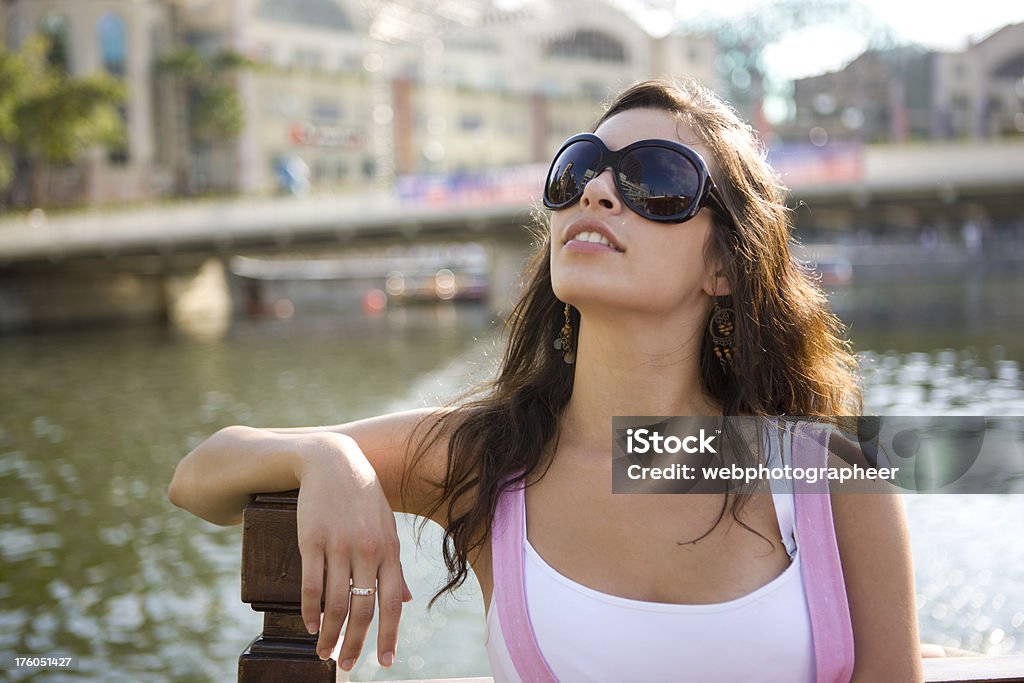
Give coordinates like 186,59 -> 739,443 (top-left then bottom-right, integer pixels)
542,133 -> 734,225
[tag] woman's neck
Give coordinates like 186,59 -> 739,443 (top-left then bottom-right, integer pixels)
560,312 -> 721,455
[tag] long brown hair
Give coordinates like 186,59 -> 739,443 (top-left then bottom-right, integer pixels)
404,77 -> 862,605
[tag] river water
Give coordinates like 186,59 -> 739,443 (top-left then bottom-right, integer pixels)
1,268 -> 1023,682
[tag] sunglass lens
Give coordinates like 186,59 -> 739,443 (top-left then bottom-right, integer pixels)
619,148 -> 700,218
546,140 -> 601,206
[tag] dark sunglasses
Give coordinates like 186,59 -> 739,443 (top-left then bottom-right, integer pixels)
542,133 -> 734,225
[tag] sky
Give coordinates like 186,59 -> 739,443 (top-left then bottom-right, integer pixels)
615,0 -> 1024,80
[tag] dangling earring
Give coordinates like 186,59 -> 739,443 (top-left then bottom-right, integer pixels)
708,297 -> 735,368
552,302 -> 575,364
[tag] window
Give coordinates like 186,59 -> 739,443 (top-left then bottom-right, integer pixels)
311,101 -> 342,122
546,30 -> 626,63
6,12 -> 25,47
150,25 -> 169,164
97,13 -> 127,77
39,13 -> 71,71
459,114 -> 483,131
109,106 -> 130,165
292,48 -> 322,71
256,0 -> 352,31
993,53 -> 1024,80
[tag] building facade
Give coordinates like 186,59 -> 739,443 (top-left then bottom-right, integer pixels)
782,22 -> 1024,145
234,0 -> 719,195
0,0 -> 721,205
931,23 -> 1024,139
785,47 -> 935,144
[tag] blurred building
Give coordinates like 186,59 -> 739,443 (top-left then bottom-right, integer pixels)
0,0 -> 719,204
932,22 -> 1024,139
782,22 -> 1024,145
227,0 -> 720,194
785,47 -> 934,144
1,0 -> 178,205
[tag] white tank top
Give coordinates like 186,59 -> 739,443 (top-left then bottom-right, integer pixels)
485,428 -> 816,683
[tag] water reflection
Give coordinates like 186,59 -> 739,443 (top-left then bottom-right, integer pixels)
829,272 -> 1024,362
0,307 -> 497,682
1,274 -> 1022,681
863,348 -> 1023,416
907,495 -> 1024,655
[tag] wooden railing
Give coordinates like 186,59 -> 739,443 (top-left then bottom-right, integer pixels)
238,491 -> 1024,683
239,491 -> 335,681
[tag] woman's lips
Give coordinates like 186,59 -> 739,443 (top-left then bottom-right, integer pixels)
564,239 -> 622,253
563,223 -> 625,252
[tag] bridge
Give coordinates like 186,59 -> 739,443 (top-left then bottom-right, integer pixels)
0,139 -> 1022,331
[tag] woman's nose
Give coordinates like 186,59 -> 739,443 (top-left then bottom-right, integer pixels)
579,167 -> 622,214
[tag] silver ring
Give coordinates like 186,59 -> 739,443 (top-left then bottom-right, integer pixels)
349,585 -> 376,597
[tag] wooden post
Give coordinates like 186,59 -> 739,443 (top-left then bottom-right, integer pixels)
238,490 -> 335,682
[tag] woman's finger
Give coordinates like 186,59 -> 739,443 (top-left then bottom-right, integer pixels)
375,554 -> 405,668
337,570 -> 378,672
298,542 -> 325,636
316,556 -> 352,660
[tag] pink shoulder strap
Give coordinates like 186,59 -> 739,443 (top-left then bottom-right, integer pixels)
791,420 -> 857,683
491,479 -> 559,682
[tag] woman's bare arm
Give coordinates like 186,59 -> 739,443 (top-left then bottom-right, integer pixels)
167,407 -> 449,525
167,406 -> 452,671
832,486 -> 924,682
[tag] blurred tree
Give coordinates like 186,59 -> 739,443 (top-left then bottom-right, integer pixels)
157,48 -> 253,194
0,37 -> 125,208
0,44 -> 28,193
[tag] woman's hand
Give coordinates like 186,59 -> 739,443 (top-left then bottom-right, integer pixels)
170,412 -> 444,668
294,433 -> 414,671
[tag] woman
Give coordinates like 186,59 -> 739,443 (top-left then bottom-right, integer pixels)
169,78 -> 923,682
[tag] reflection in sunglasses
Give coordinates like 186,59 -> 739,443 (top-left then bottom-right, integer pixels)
554,162 -> 580,202
645,195 -> 689,216
618,174 -> 651,203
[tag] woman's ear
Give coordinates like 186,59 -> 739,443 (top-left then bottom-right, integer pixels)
703,266 -> 732,298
